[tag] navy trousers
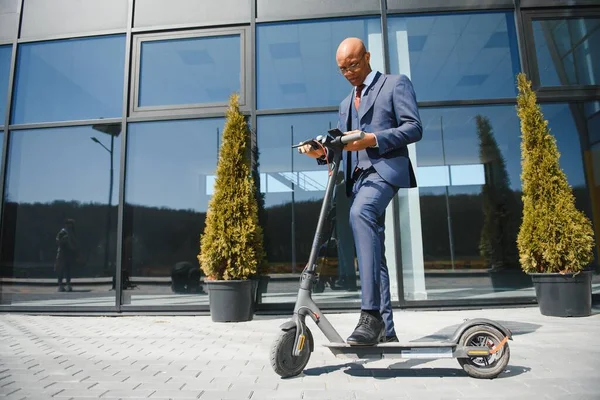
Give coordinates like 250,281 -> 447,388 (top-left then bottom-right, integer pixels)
349,168 -> 398,337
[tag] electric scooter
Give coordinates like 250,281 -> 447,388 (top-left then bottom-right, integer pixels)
269,128 -> 512,379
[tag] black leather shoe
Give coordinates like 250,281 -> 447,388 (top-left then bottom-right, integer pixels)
347,311 -> 384,346
380,335 -> 399,343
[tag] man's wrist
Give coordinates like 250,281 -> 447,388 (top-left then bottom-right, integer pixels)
368,133 -> 378,148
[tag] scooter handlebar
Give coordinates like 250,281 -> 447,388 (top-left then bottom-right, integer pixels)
293,130 -> 366,153
340,131 -> 365,144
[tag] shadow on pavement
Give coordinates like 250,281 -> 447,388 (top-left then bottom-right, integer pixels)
303,361 -> 531,379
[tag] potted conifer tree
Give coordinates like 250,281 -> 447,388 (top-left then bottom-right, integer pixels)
198,93 -> 266,322
516,73 -> 595,317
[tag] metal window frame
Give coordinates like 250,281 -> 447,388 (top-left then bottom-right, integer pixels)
129,26 -> 251,119
520,7 -> 600,99
385,3 -> 514,16
255,10 -> 381,24
0,0 -> 21,310
17,29 -> 128,44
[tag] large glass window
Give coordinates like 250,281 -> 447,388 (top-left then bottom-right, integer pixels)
532,17 -> 600,87
0,124 -> 121,306
0,45 -> 11,125
123,118 -> 224,306
387,12 -> 521,101
257,17 -> 384,110
11,35 -> 125,125
405,103 -> 591,301
135,32 -> 242,109
257,112 -> 364,304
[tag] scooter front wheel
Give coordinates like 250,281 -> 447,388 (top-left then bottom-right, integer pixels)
457,324 -> 510,379
270,327 -> 312,378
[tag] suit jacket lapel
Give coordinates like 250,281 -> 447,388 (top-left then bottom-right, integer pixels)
359,72 -> 386,122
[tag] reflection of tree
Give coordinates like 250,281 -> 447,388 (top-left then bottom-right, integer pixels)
476,115 -> 519,270
0,200 -> 118,279
250,127 -> 269,275
2,186 -> 586,278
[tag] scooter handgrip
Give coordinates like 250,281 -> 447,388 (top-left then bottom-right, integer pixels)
340,131 -> 365,144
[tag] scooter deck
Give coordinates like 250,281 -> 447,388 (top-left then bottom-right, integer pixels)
323,341 -> 458,360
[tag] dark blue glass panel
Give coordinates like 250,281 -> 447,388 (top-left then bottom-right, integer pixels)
0,45 -> 12,125
138,35 -> 241,107
533,18 -> 600,87
1,124 -> 122,305
11,35 -> 125,124
257,17 -> 382,110
124,118 -> 224,305
387,12 -> 521,101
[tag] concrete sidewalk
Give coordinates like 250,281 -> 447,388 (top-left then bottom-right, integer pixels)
1,306 -> 599,400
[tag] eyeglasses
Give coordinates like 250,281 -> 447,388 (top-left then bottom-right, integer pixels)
338,53 -> 366,74
339,62 -> 362,74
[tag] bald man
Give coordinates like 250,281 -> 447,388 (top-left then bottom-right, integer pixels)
300,37 -> 422,345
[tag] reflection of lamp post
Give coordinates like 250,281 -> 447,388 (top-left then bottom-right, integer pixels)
290,125 -> 296,274
91,123 -> 121,279
440,116 -> 455,270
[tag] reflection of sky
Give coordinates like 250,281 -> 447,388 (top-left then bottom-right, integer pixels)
418,104 -> 587,191
126,118 -> 224,212
5,105 -> 589,209
11,35 -> 125,124
258,112 -> 338,206
0,45 -> 12,125
533,18 -> 600,87
388,12 -> 520,101
6,126 -> 122,204
139,35 -> 241,107
257,17 -> 382,110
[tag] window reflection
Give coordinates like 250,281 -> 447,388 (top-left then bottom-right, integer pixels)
123,118 -> 223,305
387,12 -> 521,101
533,18 -> 600,87
257,113 -> 360,303
257,17 -> 383,110
0,45 -> 11,126
11,35 -> 125,125
411,104 -> 591,300
138,34 -> 241,108
0,125 -> 121,306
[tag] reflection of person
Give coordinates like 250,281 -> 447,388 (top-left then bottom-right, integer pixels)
299,38 -> 422,345
332,171 -> 357,291
55,219 -> 78,292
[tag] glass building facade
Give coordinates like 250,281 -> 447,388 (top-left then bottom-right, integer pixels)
0,0 -> 598,313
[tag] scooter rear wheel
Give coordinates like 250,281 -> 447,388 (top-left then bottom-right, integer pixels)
457,325 -> 510,379
270,327 -> 312,378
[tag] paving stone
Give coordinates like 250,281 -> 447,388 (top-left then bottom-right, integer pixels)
0,307 -> 598,400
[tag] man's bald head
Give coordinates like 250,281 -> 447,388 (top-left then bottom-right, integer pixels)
336,37 -> 371,87
336,37 -> 367,61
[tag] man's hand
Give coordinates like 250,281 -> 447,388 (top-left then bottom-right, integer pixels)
343,130 -> 377,151
298,143 -> 325,159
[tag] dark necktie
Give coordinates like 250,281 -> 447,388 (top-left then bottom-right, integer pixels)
354,84 -> 365,110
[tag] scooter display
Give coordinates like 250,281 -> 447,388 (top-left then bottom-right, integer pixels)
269,128 -> 512,379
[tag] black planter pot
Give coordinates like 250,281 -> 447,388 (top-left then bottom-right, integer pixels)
489,268 -> 532,291
206,280 -> 255,322
530,270 -> 592,317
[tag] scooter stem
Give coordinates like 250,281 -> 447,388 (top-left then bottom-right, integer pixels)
305,149 -> 342,273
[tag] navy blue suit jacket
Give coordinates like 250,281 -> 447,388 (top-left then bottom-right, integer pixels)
337,72 -> 422,194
